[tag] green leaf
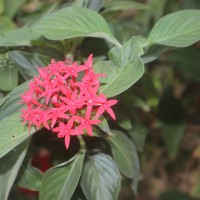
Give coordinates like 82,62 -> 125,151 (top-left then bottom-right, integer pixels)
115,106 -> 132,130
159,190 -> 190,200
102,0 -> 149,14
81,38 -> 109,57
161,123 -> 185,159
0,81 -> 29,120
0,28 -> 40,46
0,16 -> 16,33
183,0 -> 200,9
17,164 -> 43,191
0,66 -> 18,91
0,95 -> 7,107
4,0 -> 28,18
191,180 -> 200,198
0,140 -> 30,200
87,0 -> 104,12
0,112 -> 36,158
148,10 -> 200,47
31,47 -> 65,61
81,153 -> 121,200
164,47 -> 200,81
107,130 -> 140,179
98,117 -> 110,133
0,0 -> 4,15
33,6 -> 121,46
142,45 -> 168,63
94,36 -> 144,97
9,51 -> 49,80
128,126 -> 146,152
149,0 -> 167,22
158,87 -> 185,124
39,151 -> 85,200
10,48 -> 65,80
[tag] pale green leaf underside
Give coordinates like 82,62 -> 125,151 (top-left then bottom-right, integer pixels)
148,9 -> 200,47
39,152 -> 85,200
81,153 -> 121,200
33,6 -> 121,46
0,113 -> 36,158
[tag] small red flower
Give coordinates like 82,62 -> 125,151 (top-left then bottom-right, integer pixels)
20,54 -> 117,149
95,94 -> 118,120
52,118 -> 81,149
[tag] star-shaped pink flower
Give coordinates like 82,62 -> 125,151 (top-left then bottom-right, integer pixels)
52,118 -> 82,149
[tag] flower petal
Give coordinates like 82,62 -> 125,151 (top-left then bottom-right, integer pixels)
106,107 -> 116,120
86,125 -> 93,136
90,119 -> 101,125
65,134 -> 70,149
95,106 -> 105,117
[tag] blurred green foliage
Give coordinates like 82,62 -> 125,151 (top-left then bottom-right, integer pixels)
0,0 -> 200,199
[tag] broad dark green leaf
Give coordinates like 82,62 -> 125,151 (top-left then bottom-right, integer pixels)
10,48 -> 65,80
0,81 -> 29,120
108,130 -> 140,179
81,153 -> 121,200
17,164 -> 43,191
9,51 -> 49,80
0,112 -> 36,158
94,36 -> 144,97
31,47 -> 65,61
39,151 -> 85,200
33,6 -> 120,46
102,0 -> 149,14
148,10 -> 200,47
0,66 -> 18,91
161,123 -> 185,159
0,140 -> 30,200
0,28 -> 40,47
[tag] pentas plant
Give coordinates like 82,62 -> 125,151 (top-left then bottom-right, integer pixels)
20,54 -> 117,149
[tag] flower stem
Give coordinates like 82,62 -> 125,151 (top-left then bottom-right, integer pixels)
78,135 -> 86,150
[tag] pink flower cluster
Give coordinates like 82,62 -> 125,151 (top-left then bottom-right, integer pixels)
20,55 -> 117,149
